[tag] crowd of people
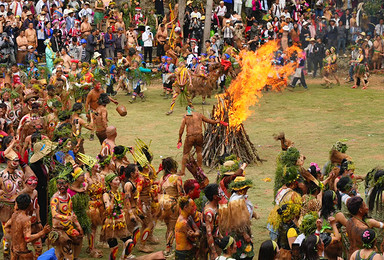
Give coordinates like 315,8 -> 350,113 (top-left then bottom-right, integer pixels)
0,0 -> 382,259
265,133 -> 384,260
0,0 -> 381,92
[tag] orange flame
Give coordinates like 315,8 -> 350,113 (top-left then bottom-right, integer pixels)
226,41 -> 302,127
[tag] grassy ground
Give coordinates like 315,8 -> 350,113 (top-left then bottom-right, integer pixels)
52,74 -> 384,259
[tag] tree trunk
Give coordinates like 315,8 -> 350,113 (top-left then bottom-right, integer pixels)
202,0 -> 213,52
178,0 -> 186,36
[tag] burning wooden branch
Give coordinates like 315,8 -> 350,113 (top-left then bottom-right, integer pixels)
202,93 -> 263,167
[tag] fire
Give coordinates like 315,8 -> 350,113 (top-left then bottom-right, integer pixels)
226,41 -> 302,127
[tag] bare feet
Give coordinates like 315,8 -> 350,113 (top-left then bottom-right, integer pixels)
148,235 -> 160,245
137,244 -> 154,253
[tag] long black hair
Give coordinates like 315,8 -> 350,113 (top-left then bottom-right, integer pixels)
162,157 -> 178,175
258,240 -> 277,260
368,170 -> 384,212
120,164 -> 138,182
336,176 -> 352,210
300,234 -> 321,260
215,236 -> 235,254
320,190 -> 336,220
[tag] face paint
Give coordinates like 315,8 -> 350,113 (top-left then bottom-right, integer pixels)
26,177 -> 38,188
57,179 -> 68,193
190,183 -> 201,200
10,159 -> 19,168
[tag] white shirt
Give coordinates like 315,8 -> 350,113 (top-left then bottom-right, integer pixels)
10,1 -> 23,16
79,8 -> 93,23
142,29 -> 153,47
0,10 -> 7,17
190,11 -> 201,19
35,0 -> 47,14
375,24 -> 384,36
272,3 -> 281,18
216,5 -> 226,17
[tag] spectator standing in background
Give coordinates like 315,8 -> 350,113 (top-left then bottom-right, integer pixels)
114,27 -> 126,55
142,26 -> 154,66
66,9 -> 75,31
375,19 -> 384,37
233,0 -> 242,16
85,29 -> 97,63
327,19 -> 338,49
223,0 -> 233,15
223,20 -> 234,45
104,27 -> 116,59
313,37 -> 325,78
272,0 -> 282,19
216,1 -> 227,26
337,20 -> 347,56
154,0 -> 164,18
16,29 -> 28,64
156,23 -> 167,59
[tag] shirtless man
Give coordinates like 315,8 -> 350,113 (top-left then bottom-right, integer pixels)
372,35 -> 383,71
175,197 -> 200,259
156,23 -> 168,58
94,93 -> 110,144
80,16 -> 92,37
178,105 -> 220,176
85,81 -> 117,141
0,152 -> 24,259
4,194 -> 51,260
85,81 -> 118,113
25,22 -> 37,48
100,126 -> 117,157
346,196 -> 384,259
126,25 -> 138,48
202,184 -> 221,259
50,175 -> 83,259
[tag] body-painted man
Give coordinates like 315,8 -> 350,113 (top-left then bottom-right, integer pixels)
18,171 -> 44,258
166,60 -> 193,115
4,194 -> 50,260
0,152 -> 24,260
50,175 -> 83,259
178,105 -> 220,176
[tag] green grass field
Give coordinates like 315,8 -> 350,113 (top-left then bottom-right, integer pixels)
78,75 -> 384,259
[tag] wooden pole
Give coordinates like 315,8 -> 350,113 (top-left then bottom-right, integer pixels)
178,0 -> 186,36
202,0 -> 213,52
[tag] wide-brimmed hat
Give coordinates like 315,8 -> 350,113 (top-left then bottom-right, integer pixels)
26,11 -> 32,16
30,140 -> 57,163
282,25 -> 289,31
187,0 -> 193,4
309,37 -> 316,42
93,52 -> 101,59
229,176 -> 253,191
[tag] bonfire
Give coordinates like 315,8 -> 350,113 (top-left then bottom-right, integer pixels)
202,41 -> 301,167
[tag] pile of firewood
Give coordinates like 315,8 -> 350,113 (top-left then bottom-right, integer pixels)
202,93 -> 263,167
